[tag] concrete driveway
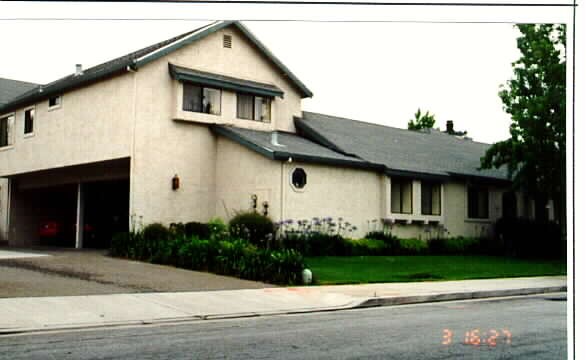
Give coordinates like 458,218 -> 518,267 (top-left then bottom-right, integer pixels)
0,248 -> 274,298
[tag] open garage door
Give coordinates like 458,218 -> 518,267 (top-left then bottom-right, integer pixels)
7,158 -> 130,248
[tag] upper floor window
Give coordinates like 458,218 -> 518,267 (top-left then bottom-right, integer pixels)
183,83 -> 221,115
48,95 -> 62,110
237,93 -> 271,122
468,186 -> 489,219
0,114 -> 15,148
24,108 -> 35,135
391,177 -> 412,214
421,181 -> 441,215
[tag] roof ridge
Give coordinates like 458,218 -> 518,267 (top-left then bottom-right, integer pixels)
302,110 -> 493,146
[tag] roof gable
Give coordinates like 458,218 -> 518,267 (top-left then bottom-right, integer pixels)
0,21 -> 312,113
0,78 -> 39,107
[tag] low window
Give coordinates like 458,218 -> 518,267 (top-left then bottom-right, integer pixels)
468,186 -> 489,219
237,93 -> 271,122
24,108 -> 35,134
0,114 -> 14,147
291,168 -> 307,189
183,83 -> 221,115
421,181 -> 441,215
391,178 -> 412,214
48,95 -> 61,109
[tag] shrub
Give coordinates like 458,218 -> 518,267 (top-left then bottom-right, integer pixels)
396,238 -> 428,255
495,217 -> 563,258
348,238 -> 389,256
142,223 -> 172,262
185,221 -> 212,240
229,211 -> 275,247
208,217 -> 228,237
428,236 -> 483,255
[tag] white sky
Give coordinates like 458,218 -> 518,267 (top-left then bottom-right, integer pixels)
0,1 -> 573,145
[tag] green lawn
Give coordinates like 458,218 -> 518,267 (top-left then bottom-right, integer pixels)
305,256 -> 567,285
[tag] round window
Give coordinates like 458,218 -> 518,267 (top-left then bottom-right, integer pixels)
291,168 -> 307,189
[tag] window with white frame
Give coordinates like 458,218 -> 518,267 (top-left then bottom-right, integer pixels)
421,181 -> 441,215
24,108 -> 35,135
468,186 -> 489,219
391,177 -> 412,214
183,83 -> 221,115
0,114 -> 15,147
48,95 -> 62,109
237,93 -> 271,122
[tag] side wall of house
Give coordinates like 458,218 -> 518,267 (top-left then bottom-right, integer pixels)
0,73 -> 135,177
129,24 -> 305,227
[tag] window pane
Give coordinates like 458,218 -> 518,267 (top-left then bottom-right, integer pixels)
0,117 -> 8,147
391,181 -> 401,213
478,189 -> 489,218
261,97 -> 271,122
237,94 -> 254,120
402,181 -> 412,213
183,84 -> 202,112
421,182 -> 432,215
431,183 -> 441,215
25,109 -> 34,134
203,88 -> 221,115
468,187 -> 488,219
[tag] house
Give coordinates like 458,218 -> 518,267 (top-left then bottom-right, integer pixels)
0,20 -> 534,249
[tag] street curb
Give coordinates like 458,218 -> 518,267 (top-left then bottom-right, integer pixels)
355,286 -> 567,308
0,286 -> 566,336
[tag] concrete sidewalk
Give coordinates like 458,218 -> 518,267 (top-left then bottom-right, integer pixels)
0,276 -> 566,335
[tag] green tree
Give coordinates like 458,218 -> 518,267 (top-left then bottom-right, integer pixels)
480,24 -> 566,224
408,108 -> 436,130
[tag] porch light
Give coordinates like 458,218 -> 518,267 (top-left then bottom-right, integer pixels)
262,201 -> 269,216
172,174 -> 180,190
250,194 -> 258,210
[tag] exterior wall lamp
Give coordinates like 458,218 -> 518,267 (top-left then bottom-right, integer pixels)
250,194 -> 258,211
262,201 -> 269,216
172,174 -> 180,191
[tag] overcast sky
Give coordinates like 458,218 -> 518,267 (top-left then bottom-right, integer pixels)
0,1 -> 573,144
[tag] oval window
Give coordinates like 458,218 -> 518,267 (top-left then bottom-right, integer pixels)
291,168 -> 307,189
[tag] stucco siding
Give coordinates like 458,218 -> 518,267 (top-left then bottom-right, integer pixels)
281,163 -> 382,238
215,137 -> 282,222
0,73 -> 134,177
166,25 -> 303,133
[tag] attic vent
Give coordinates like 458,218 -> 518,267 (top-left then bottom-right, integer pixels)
223,35 -> 232,48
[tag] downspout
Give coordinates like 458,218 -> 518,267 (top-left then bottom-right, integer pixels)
280,161 -> 285,227
128,65 -> 138,227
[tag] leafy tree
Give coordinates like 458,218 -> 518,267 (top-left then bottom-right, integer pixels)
408,108 -> 436,130
480,24 -> 566,224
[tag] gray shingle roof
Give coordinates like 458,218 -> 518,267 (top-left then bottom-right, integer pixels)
211,125 -> 377,170
296,111 -> 510,181
0,21 -> 312,114
0,78 -> 39,107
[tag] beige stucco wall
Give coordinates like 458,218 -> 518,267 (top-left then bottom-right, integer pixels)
128,24 -> 305,227
167,25 -> 303,133
0,74 -> 135,177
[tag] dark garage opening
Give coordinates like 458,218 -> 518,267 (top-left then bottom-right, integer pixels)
37,184 -> 78,247
83,179 -> 129,249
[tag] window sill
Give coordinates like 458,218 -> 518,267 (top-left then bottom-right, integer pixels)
464,218 -> 492,224
48,105 -> 62,112
24,133 -> 35,139
0,145 -> 14,152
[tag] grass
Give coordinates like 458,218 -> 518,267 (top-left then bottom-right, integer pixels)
305,256 -> 567,285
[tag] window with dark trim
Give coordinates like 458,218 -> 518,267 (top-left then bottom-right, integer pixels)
237,93 -> 271,122
0,114 -> 14,147
24,108 -> 34,134
391,178 -> 412,214
183,83 -> 221,115
468,186 -> 489,219
291,168 -> 307,189
48,95 -> 61,109
421,181 -> 441,215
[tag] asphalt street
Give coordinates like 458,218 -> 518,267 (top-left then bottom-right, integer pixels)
0,293 -> 567,359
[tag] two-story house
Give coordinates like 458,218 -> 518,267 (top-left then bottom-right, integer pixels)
0,20 -> 535,249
